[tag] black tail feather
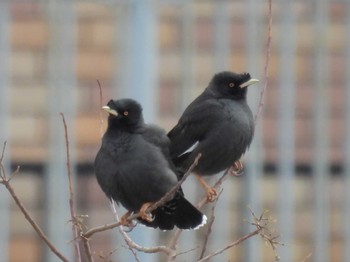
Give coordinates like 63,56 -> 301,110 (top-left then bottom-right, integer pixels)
138,193 -> 206,230
173,195 -> 206,230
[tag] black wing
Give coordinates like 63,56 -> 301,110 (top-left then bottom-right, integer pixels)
168,94 -> 223,159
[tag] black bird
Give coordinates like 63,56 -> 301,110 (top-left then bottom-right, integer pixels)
94,98 -> 206,230
168,71 -> 259,201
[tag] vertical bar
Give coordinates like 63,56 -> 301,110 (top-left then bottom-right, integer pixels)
0,1 -> 11,261
208,3 -> 233,260
244,0 -> 263,261
313,0 -> 330,261
175,1 -> 197,260
343,3 -> 350,261
112,5 -> 132,261
112,1 -> 158,261
113,4 -> 130,99
45,1 -> 77,261
180,0 -> 195,110
118,0 -> 158,122
277,1 -> 296,261
213,1 -> 230,71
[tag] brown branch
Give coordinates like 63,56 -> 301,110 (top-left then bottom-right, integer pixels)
300,251 -> 313,262
0,152 -> 70,262
97,80 -> 105,138
197,229 -> 260,262
196,170 -> 229,209
82,236 -> 94,262
122,243 -> 141,262
60,113 -> 83,262
0,141 -> 7,182
110,203 -> 174,258
254,0 -> 273,123
198,190 -> 222,259
120,230 -> 173,256
166,170 -> 229,261
83,221 -> 121,239
166,229 -> 182,262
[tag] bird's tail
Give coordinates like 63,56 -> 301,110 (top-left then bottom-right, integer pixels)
173,195 -> 207,230
138,193 -> 206,230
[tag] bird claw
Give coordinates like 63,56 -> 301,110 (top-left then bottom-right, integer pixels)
139,202 -> 154,222
120,211 -> 134,227
206,187 -> 218,202
230,160 -> 244,176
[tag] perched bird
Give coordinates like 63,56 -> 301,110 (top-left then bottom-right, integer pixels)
168,71 -> 259,201
94,98 -> 206,230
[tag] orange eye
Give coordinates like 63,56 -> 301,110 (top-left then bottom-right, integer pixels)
123,111 -> 129,116
229,83 -> 234,87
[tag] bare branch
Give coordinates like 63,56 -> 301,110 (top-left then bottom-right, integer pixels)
166,170 -> 229,261
120,229 -> 173,255
196,170 -> 229,209
97,80 -> 105,138
109,201 -> 174,257
254,0 -> 273,123
60,112 -> 83,262
198,190 -> 223,259
197,229 -> 260,262
0,141 -> 7,181
300,251 -> 313,262
82,235 -> 94,262
0,153 -> 70,262
166,229 -> 182,262
8,165 -> 20,182
122,243 -> 141,262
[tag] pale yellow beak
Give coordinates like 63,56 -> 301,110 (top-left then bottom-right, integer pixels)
240,78 -> 259,88
102,106 -> 118,116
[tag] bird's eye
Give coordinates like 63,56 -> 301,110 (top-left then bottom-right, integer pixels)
229,83 -> 234,87
123,111 -> 129,116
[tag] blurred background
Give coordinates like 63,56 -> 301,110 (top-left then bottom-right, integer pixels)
0,0 -> 348,261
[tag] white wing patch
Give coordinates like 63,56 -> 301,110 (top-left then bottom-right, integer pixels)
178,141 -> 199,157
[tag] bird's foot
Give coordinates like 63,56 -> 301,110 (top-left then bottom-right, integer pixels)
139,202 -> 154,222
230,160 -> 244,176
195,175 -> 218,202
120,211 -> 134,227
205,187 -> 218,202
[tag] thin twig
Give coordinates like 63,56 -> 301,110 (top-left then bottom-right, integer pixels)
196,170 -> 229,209
300,251 -> 313,262
198,190 -> 223,259
166,229 -> 182,262
0,141 -> 8,181
82,236 -> 94,262
0,167 -> 70,262
111,201 -> 174,257
0,141 -> 7,163
8,165 -> 20,182
254,0 -> 273,123
166,170 -> 229,261
60,113 -> 83,262
197,229 -> 260,262
97,80 -> 104,138
109,201 -> 140,261
122,244 -> 141,262
120,229 -> 173,255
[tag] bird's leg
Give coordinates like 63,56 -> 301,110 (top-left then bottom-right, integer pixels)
120,211 -> 133,227
139,202 -> 154,222
195,174 -> 218,202
230,159 -> 244,176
